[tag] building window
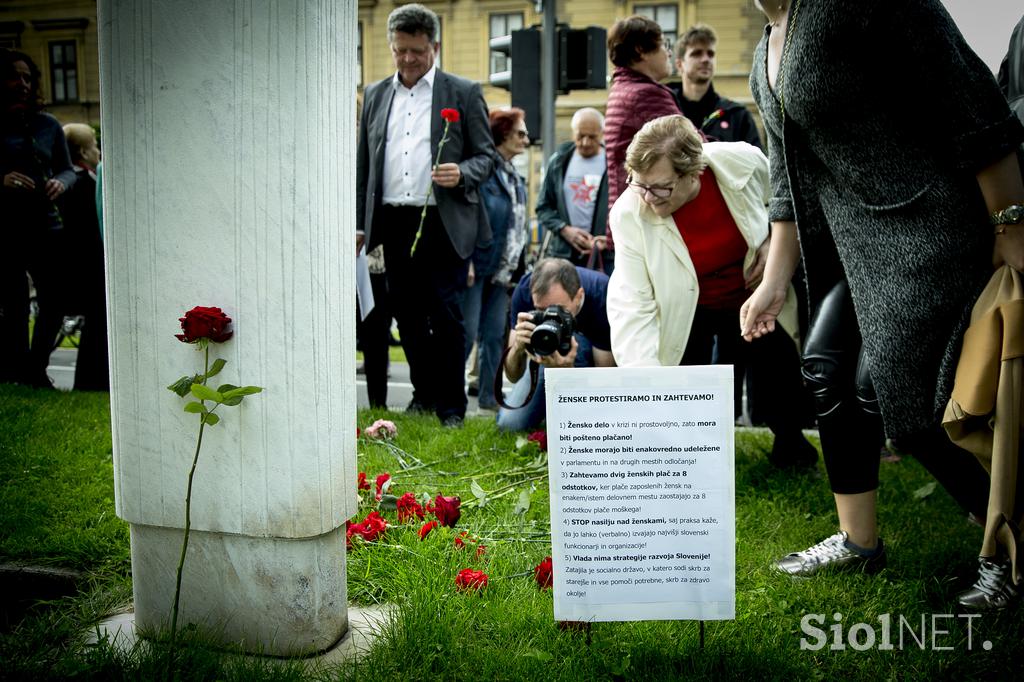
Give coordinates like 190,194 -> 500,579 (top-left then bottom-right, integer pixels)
49,40 -> 79,102
635,3 -> 678,59
489,12 -> 523,77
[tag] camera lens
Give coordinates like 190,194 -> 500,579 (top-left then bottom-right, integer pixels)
529,322 -> 561,356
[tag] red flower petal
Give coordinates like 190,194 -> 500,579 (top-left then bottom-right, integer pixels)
440,108 -> 460,123
418,520 -> 438,540
534,556 -> 553,589
455,568 -> 488,591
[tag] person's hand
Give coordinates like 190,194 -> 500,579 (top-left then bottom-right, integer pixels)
44,178 -> 65,201
993,226 -> 1024,272
510,312 -> 538,359
592,235 -> 608,252
535,335 -> 578,368
739,283 -> 787,342
561,226 -> 594,255
467,261 -> 476,288
432,162 -> 461,188
356,230 -> 366,254
744,239 -> 770,289
4,171 -> 35,191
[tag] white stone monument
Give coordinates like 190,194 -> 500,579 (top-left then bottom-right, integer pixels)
97,0 -> 358,655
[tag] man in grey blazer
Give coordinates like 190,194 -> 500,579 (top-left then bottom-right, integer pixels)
356,3 -> 495,427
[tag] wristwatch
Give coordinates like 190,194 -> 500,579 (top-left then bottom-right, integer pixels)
990,204 -> 1024,228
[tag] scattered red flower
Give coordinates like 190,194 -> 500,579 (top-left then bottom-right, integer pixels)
375,473 -> 391,501
440,108 -> 460,123
454,531 -> 469,549
346,511 -> 387,548
175,306 -> 233,343
455,568 -> 488,591
476,544 -> 486,558
396,492 -> 425,522
431,494 -> 461,527
535,556 -> 553,589
527,430 -> 547,452
357,472 -> 370,491
356,427 -> 361,438
418,520 -> 438,540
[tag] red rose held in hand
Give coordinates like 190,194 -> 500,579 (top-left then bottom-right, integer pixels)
175,306 -> 233,343
431,494 -> 461,527
440,108 -> 460,123
535,556 -> 553,589
455,568 -> 488,591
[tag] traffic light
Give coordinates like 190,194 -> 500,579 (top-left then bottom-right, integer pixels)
489,28 -> 541,142
558,26 -> 606,91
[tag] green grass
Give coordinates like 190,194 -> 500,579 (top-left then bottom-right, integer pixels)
355,345 -> 408,364
1,387 -> 1022,680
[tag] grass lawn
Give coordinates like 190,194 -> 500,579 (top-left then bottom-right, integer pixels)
0,386 -> 1021,680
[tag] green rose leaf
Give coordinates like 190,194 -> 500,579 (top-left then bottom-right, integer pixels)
183,401 -> 208,414
167,375 -> 198,397
913,482 -> 937,500
470,479 -> 488,503
222,386 -> 263,400
202,412 -> 221,426
205,358 -> 227,380
513,488 -> 531,516
377,493 -> 399,511
190,384 -> 223,403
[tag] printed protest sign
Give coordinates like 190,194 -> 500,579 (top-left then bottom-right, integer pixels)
545,366 -> 735,622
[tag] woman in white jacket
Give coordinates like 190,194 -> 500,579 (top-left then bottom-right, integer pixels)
607,114 -> 813,467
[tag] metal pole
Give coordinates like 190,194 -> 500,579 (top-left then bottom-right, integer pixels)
540,0 -> 556,163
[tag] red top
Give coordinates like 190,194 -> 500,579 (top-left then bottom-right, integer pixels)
672,169 -> 749,309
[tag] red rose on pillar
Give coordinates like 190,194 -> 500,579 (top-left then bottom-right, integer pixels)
535,556 -> 553,589
440,108 -> 460,123
431,494 -> 461,527
175,306 -> 233,343
455,568 -> 488,591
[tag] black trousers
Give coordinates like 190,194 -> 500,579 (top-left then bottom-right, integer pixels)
0,229 -> 67,386
357,271 -> 390,408
804,280 -> 989,515
379,205 -> 468,421
680,304 -> 809,445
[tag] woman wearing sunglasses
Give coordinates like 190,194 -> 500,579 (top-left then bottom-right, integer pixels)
607,114 -> 815,467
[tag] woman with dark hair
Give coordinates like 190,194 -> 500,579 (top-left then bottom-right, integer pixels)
602,15 -> 681,261
1,48 -> 76,387
463,107 -> 529,412
741,1 -> 1024,609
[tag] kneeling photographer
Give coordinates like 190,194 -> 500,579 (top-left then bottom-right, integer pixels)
497,258 -> 616,431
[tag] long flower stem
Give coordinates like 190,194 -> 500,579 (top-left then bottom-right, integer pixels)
167,343 -> 209,673
409,122 -> 451,257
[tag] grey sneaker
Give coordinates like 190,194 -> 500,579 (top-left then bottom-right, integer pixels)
775,531 -> 886,576
957,558 -> 1020,611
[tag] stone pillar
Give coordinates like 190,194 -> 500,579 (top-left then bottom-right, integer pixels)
97,0 -> 357,655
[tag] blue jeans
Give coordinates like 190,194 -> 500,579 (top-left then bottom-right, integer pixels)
462,277 -> 510,409
496,333 -> 594,431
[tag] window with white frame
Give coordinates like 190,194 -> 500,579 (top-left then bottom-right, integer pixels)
635,3 -> 678,59
489,12 -> 523,77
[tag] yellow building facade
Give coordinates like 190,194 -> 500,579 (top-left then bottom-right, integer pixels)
0,0 -> 100,126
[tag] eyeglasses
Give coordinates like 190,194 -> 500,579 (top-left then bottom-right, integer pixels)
515,130 -> 530,140
627,176 -> 678,199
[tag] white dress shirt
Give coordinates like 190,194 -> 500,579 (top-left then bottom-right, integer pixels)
382,65 -> 437,206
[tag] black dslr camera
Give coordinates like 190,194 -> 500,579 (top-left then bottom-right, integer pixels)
525,305 -> 576,357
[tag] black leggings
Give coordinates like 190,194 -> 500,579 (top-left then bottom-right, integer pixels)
805,281 -> 989,516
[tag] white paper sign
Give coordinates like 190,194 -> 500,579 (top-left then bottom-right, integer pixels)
545,366 -> 735,622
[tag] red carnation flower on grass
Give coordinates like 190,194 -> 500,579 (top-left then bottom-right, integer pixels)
418,520 -> 438,540
535,556 -> 553,589
357,472 -> 370,491
396,492 -> 425,523
440,107 -> 460,123
454,531 -> 469,549
430,494 -> 461,527
175,306 -> 233,343
455,568 -> 488,591
527,430 -> 548,452
375,473 -> 391,501
346,511 -> 387,548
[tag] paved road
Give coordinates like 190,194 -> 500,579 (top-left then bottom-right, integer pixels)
48,350 -> 494,416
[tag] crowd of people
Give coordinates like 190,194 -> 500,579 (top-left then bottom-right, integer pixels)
356,2 -> 1024,612
1,48 -> 107,391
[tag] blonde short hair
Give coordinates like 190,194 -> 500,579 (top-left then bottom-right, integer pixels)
62,123 -> 99,166
624,115 -> 706,178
